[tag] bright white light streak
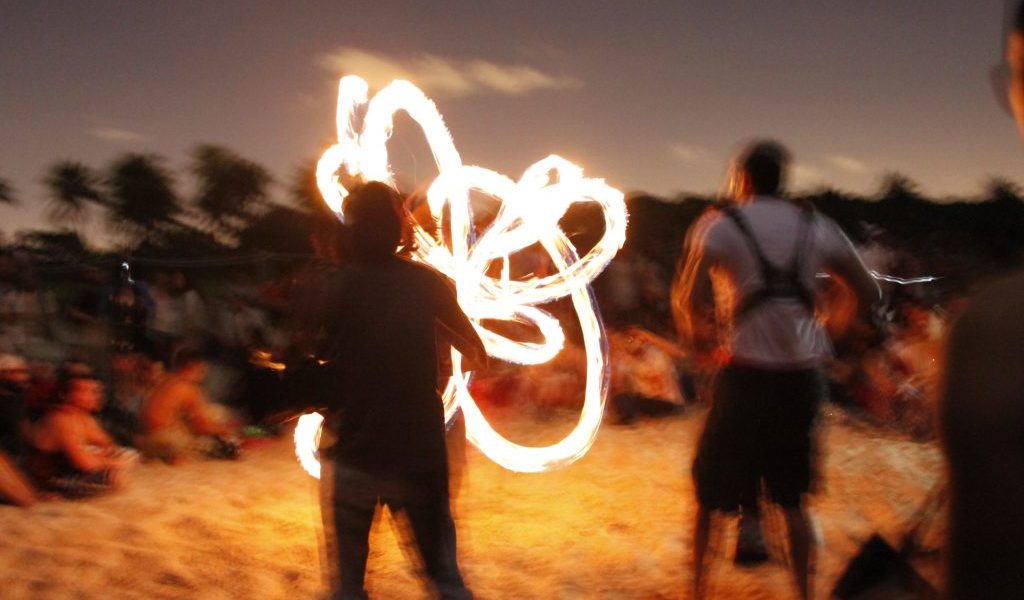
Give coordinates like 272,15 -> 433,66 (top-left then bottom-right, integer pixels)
297,75 -> 627,477
816,271 -> 941,285
294,412 -> 325,478
869,270 -> 941,285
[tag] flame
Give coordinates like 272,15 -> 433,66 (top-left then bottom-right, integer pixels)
297,75 -> 627,477
293,412 -> 324,478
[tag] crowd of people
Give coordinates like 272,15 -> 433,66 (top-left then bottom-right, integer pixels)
0,258 -> 278,506
0,195 -> 957,509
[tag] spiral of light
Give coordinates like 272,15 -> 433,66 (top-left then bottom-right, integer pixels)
296,75 -> 627,477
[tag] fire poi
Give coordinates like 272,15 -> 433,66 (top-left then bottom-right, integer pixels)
294,75 -> 628,477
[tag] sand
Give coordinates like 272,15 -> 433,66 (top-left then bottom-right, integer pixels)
0,407 -> 943,599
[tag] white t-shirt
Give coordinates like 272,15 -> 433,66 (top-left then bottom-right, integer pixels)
692,197 -> 874,368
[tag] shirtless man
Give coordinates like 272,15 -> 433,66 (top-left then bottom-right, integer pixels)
136,346 -> 236,462
940,4 -> 1024,597
30,372 -> 136,497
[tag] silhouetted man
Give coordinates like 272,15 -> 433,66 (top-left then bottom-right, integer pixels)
940,4 -> 1024,598
673,141 -> 878,599
316,182 -> 486,599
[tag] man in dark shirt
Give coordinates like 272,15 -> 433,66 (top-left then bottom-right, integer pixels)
317,181 -> 486,600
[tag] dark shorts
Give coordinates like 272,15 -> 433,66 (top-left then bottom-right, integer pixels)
692,364 -> 825,512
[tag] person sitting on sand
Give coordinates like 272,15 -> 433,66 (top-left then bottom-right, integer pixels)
28,368 -> 138,498
608,327 -> 688,424
135,346 -> 239,463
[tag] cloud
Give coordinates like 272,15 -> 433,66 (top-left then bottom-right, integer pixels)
826,154 -> 870,174
88,127 -> 144,143
320,47 -> 581,98
669,143 -> 711,165
791,163 -> 824,187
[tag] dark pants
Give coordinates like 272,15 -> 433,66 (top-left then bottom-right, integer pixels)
693,363 -> 825,512
330,462 -> 470,600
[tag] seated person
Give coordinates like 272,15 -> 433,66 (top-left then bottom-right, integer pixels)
29,370 -> 137,498
135,346 -> 239,462
608,327 -> 688,424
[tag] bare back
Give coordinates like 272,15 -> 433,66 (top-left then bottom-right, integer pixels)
140,376 -> 212,434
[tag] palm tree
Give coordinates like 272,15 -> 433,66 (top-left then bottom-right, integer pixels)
191,144 -> 271,237
44,161 -> 104,226
0,177 -> 15,205
289,161 -> 326,216
106,153 -> 182,245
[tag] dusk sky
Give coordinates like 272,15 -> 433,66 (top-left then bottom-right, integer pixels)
2,1 -> 1022,239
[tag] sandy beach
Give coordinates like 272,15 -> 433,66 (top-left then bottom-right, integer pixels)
0,407 -> 943,599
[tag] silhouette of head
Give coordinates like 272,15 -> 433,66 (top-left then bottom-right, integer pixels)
1010,1 -> 1024,135
731,140 -> 792,200
343,181 -> 403,262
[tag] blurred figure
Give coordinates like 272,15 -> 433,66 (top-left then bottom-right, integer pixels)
311,182 -> 486,599
673,141 -> 878,599
135,346 -> 239,463
1010,2 -> 1024,137
103,352 -> 161,446
174,271 -> 207,346
0,353 -> 37,506
28,368 -> 137,498
886,300 -> 944,438
106,262 -> 152,356
940,4 -> 1024,598
147,270 -> 186,364
0,353 -> 30,461
607,327 -> 687,424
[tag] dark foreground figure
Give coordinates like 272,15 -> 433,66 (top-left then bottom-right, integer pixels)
311,182 -> 486,599
940,4 -> 1024,598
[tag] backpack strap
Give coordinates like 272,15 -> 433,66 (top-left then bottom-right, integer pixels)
719,203 -> 816,319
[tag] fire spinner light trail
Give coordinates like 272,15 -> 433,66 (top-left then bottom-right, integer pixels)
294,75 -> 628,477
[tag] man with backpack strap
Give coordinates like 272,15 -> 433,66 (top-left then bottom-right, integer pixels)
673,140 -> 879,599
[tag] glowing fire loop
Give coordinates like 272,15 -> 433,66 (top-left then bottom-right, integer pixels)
294,75 -> 628,477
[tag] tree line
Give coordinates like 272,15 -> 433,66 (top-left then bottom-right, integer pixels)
623,174 -> 1024,298
2,148 -> 1022,296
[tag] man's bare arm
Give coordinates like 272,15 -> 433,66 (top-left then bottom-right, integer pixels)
823,222 -> 881,316
671,214 -> 720,358
56,416 -> 107,472
181,384 -> 225,436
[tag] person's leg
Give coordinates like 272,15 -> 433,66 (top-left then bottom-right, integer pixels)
332,496 -> 375,600
331,467 -> 378,600
733,367 -> 769,565
400,495 -> 470,599
763,368 -> 824,600
783,505 -> 814,600
693,505 -> 711,599
735,493 -> 768,565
